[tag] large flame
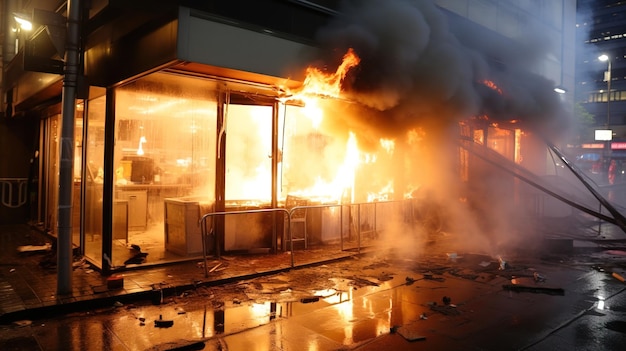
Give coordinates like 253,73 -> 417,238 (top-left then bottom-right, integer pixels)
296,48 -> 360,99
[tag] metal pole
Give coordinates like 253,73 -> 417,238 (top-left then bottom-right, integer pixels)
57,0 -> 82,295
607,58 -> 612,128
606,59 -> 612,177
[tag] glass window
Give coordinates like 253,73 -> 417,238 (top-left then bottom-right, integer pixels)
83,94 -> 106,263
111,72 -> 217,266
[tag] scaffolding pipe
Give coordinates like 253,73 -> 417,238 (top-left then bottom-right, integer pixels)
545,141 -> 626,233
458,138 -> 622,229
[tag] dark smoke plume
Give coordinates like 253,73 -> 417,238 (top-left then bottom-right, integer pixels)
315,0 -> 568,138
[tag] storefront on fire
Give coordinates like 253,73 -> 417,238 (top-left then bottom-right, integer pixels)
5,3 -> 563,273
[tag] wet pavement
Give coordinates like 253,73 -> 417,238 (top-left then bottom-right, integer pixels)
1,223 -> 626,350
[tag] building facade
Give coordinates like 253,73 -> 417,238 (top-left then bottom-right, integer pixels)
1,0 -> 576,274
576,0 -> 626,184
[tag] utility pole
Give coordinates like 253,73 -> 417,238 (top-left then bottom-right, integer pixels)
57,0 -> 82,295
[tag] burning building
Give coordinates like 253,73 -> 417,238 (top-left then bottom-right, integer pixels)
0,0 -> 582,274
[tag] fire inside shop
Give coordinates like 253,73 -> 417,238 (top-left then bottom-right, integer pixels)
58,0 -> 616,272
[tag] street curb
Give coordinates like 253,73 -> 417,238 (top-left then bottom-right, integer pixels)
0,252 -> 359,325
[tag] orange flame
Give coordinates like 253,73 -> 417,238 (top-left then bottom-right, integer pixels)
293,48 -> 360,99
482,80 -> 503,95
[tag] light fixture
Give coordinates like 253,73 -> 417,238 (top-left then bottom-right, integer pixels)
599,54 -> 609,62
554,86 -> 567,94
13,13 -> 32,31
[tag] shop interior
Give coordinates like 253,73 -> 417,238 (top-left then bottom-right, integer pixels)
79,71 -> 397,269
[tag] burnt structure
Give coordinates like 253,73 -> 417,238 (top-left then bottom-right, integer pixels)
0,0 -> 578,278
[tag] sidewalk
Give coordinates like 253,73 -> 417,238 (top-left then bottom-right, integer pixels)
0,224 -> 360,324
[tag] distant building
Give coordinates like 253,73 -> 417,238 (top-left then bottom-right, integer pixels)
576,0 -> 626,183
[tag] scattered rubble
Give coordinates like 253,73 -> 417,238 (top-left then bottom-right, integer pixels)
428,301 -> 460,316
502,284 -> 565,296
17,243 -> 52,253
154,315 -> 174,328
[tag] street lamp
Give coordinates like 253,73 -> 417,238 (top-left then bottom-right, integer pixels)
598,54 -> 612,128
598,54 -> 613,181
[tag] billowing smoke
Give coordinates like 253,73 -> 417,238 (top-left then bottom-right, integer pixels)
315,0 -> 568,138
310,0 -> 572,257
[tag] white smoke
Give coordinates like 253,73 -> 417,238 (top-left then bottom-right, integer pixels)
311,0 -> 573,256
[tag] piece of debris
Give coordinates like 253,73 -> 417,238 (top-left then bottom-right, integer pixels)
533,272 -> 547,282
113,301 -> 123,307
348,276 -> 380,288
107,275 -> 124,290
9,268 -> 15,273
209,262 -> 222,273
405,276 -> 416,285
447,253 -> 462,262
502,284 -> 565,296
612,272 -> 625,283
175,307 -> 186,314
419,313 -> 428,320
145,340 -> 206,351
498,256 -> 508,270
479,261 -> 491,267
154,315 -> 174,328
429,303 -> 460,316
17,243 -> 52,253
423,272 -> 445,282
442,296 -> 451,305
124,244 -> 148,264
377,273 -> 394,282
300,297 -> 320,304
396,323 -> 427,341
13,320 -> 32,328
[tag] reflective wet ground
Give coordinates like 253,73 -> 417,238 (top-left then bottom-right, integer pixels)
2,247 -> 626,350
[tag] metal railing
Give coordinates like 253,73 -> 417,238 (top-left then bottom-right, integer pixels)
198,199 -> 416,277
199,208 -> 290,277
0,178 -> 28,208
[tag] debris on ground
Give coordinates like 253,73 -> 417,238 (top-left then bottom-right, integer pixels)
498,256 -> 508,270
17,243 -> 52,253
396,323 -> 427,342
154,315 -> 174,328
612,272 -> 625,283
405,276 -> 416,285
145,340 -> 205,351
13,320 -> 32,327
363,262 -> 390,270
428,301 -> 460,316
347,276 -> 380,288
447,253 -> 462,262
300,297 -> 320,304
422,272 -> 445,282
502,284 -> 565,296
533,272 -> 547,282
209,262 -> 222,273
124,244 -> 148,265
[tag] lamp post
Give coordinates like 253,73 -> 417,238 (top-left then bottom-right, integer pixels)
599,54 -> 612,128
599,54 -> 613,181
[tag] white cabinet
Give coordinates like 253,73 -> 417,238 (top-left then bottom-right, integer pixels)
116,190 -> 147,230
